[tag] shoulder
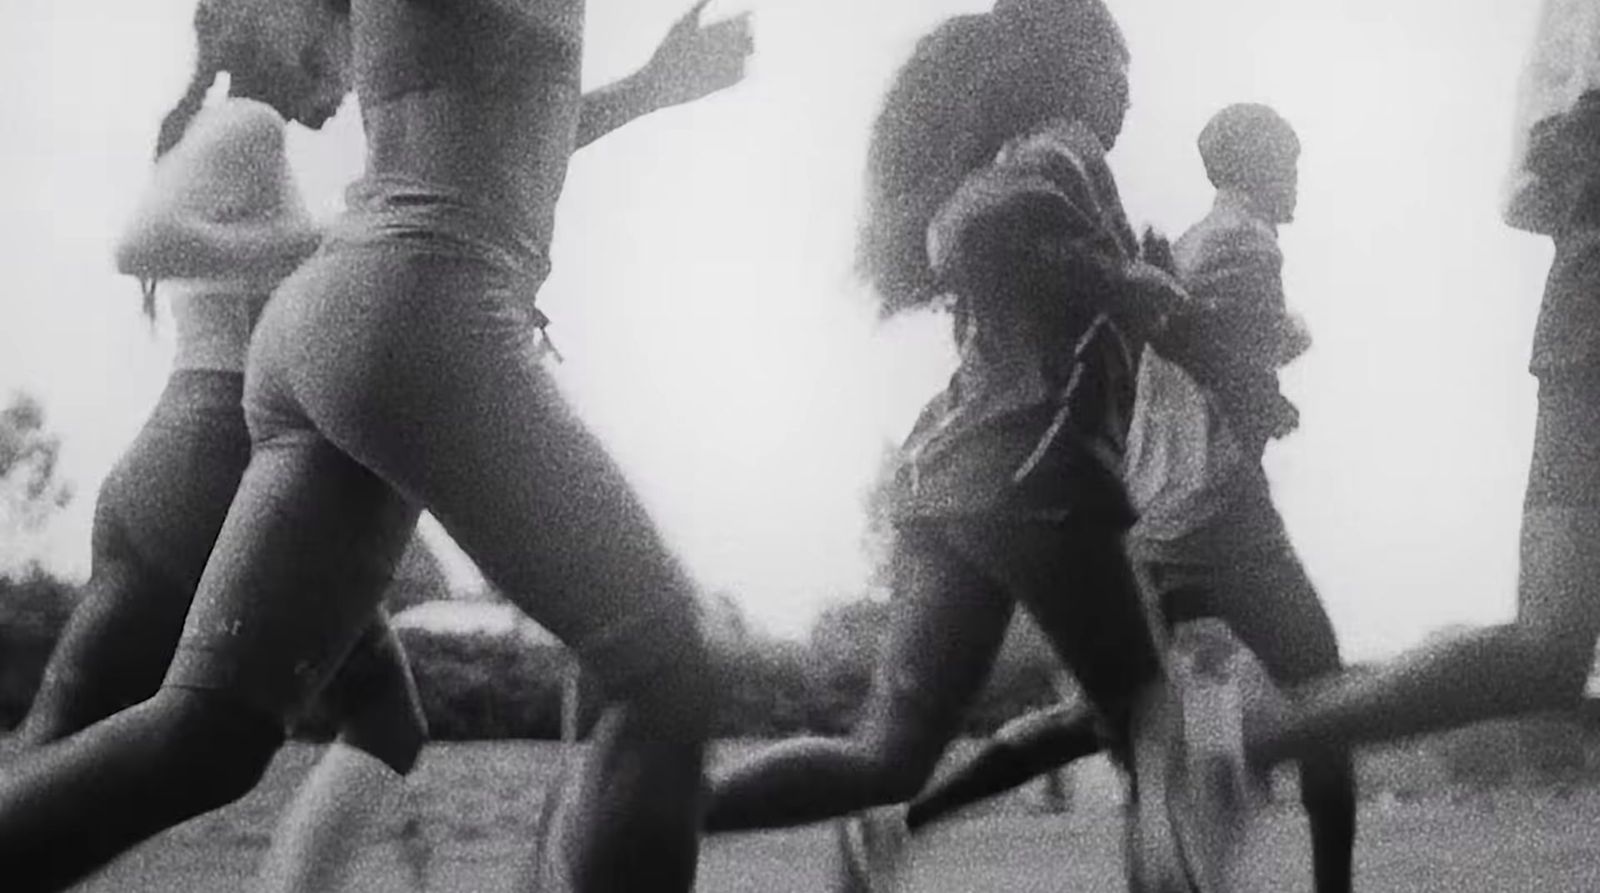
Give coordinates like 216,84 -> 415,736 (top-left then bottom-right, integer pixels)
930,122 -> 1121,269
169,99 -> 288,162
1177,207 -> 1281,277
991,120 -> 1109,210
1000,120 -> 1136,251
134,98 -> 297,225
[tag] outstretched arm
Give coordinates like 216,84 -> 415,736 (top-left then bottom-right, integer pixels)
575,0 -> 753,148
904,702 -> 1104,832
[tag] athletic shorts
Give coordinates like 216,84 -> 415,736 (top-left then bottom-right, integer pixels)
873,518 -> 1160,733
890,395 -> 1136,528
1129,469 -> 1342,684
1127,463 -> 1289,569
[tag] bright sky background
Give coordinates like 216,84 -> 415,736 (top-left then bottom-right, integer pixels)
0,0 -> 1559,659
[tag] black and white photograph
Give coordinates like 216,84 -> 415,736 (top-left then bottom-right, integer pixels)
0,0 -> 1596,890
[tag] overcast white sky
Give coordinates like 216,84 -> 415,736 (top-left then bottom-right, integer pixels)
0,0 -> 1558,658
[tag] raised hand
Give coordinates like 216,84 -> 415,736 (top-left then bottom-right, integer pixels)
643,0 -> 755,110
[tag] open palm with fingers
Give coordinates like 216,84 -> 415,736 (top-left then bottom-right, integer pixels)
645,0 -> 755,109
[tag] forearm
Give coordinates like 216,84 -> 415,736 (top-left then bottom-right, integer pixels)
116,216 -> 320,282
1148,308 -> 1299,445
575,70 -> 662,149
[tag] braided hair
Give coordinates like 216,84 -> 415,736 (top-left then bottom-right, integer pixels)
139,0 -> 350,322
140,2 -> 225,321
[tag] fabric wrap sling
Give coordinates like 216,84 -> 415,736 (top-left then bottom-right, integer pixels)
890,119 -> 1142,524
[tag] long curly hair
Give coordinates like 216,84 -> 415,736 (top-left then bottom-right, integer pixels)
855,0 -> 1129,316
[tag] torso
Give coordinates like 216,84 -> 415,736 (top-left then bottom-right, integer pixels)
1124,203 -> 1287,548
168,280 -> 259,373
892,119 -> 1141,524
347,0 -> 585,274
152,98 -> 303,374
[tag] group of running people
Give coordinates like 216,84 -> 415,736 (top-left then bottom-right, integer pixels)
819,94 -> 1357,892
1,0 -> 1597,891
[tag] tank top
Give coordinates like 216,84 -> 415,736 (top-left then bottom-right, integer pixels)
136,98 -> 307,373
341,0 -> 583,282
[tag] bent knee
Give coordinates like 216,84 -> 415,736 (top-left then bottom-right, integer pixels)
853,751 -> 938,805
1504,624 -> 1593,707
850,718 -> 948,803
153,687 -> 284,804
339,704 -> 428,776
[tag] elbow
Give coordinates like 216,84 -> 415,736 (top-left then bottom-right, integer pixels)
113,239 -> 154,278
113,221 -> 169,278
114,218 -> 199,280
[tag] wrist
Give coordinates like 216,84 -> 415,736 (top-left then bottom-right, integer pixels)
624,63 -> 672,114
1120,264 -> 1182,338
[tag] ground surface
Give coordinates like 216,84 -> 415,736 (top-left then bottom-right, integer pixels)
59,740 -> 1600,892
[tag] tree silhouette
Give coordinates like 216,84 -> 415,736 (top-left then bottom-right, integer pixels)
385,536 -> 454,614
0,392 -> 72,575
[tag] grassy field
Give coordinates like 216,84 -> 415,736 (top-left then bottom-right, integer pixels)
64,740 -> 1600,892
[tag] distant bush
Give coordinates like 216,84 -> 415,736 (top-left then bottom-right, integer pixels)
399,626 -> 571,740
1433,721 -> 1522,788
710,634 -> 814,737
799,598 -> 888,734
1419,713 -> 1600,792
290,593 -> 1117,742
293,624 -> 575,742
0,566 -> 77,729
10,567 -> 1600,791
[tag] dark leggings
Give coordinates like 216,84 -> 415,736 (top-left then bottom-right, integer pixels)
0,241 -> 713,892
0,372 -> 425,892
897,530 -> 1356,892
705,516 -> 1161,832
12,370 -> 424,772
1149,537 -> 1355,893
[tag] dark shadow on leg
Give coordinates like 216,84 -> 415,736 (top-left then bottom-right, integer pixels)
706,527 -> 1015,832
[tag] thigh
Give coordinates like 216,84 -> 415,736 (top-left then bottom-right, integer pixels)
104,375 -> 251,593
406,377 -> 698,688
940,518 -> 1160,729
22,554 -> 188,744
1517,505 -> 1600,659
1525,367 -> 1600,510
1142,475 -> 1344,683
859,525 -> 1016,742
306,265 -> 703,689
24,407 -> 249,741
1202,542 -> 1344,684
1519,369 -> 1600,650
164,433 -> 420,723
